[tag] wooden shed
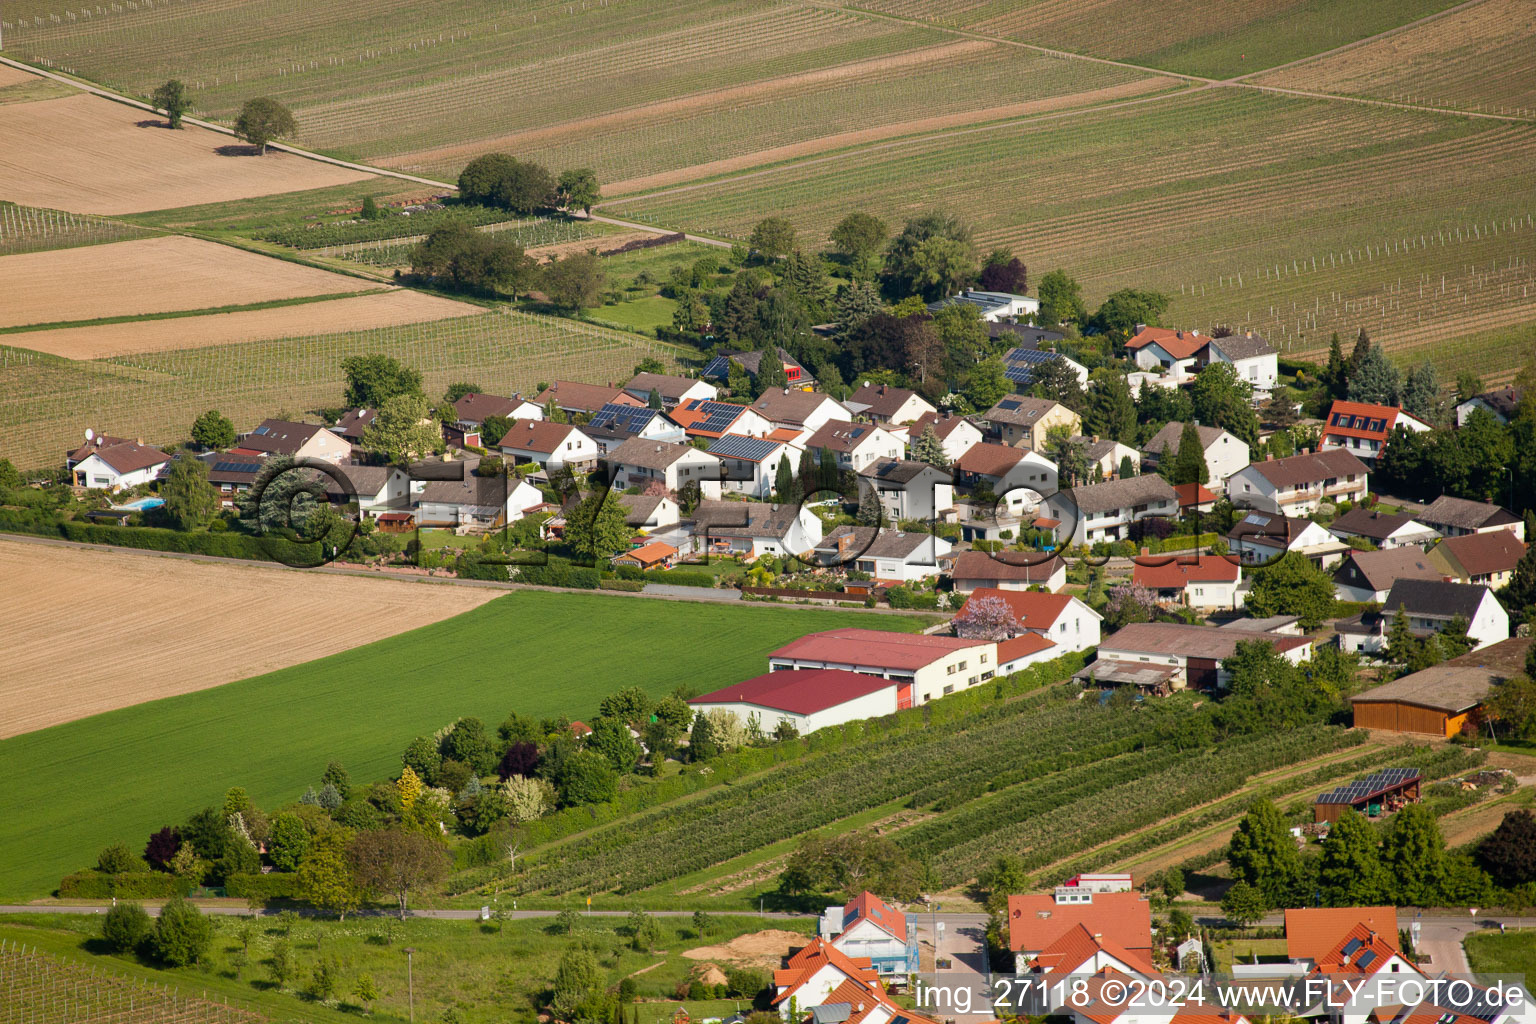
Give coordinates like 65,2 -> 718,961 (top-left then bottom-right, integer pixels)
1314,767 -> 1421,824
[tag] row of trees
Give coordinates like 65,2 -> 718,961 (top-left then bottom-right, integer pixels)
409,223 -> 606,309
457,154 -> 600,215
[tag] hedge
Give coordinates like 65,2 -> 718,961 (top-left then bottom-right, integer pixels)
0,509 -> 334,565
514,562 -> 601,589
643,569 -> 715,588
454,555 -> 511,581
224,872 -> 300,900
59,870 -> 192,899
599,579 -> 646,592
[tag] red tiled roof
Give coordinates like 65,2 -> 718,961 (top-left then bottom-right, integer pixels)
1436,529 -> 1525,578
690,669 -> 895,716
1131,553 -> 1240,588
1126,326 -> 1206,359
531,381 -> 640,413
842,890 -> 907,942
773,937 -> 881,1004
1007,891 -> 1152,953
1030,922 -> 1157,977
767,427 -> 803,443
499,419 -> 583,454
955,442 -> 1025,477
771,628 -> 989,671
1312,921 -> 1407,976
615,541 -> 677,568
951,550 -> 1064,584
908,411 -> 978,440
1321,400 -> 1418,443
1284,907 -> 1398,962
998,632 -> 1057,664
958,587 -> 1076,630
1173,482 -> 1218,508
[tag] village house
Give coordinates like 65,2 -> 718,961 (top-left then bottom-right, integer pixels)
1331,547 -> 1445,603
768,628 -> 998,705
1075,437 -> 1140,483
750,388 -> 852,434
497,420 -> 599,472
611,540 -> 677,571
1076,621 -> 1313,693
843,382 -> 935,425
957,588 -> 1102,653
199,452 -> 264,508
1319,400 -> 1431,464
1205,332 -> 1278,392
692,499 -> 822,559
691,670 -> 899,738
955,443 -> 1059,508
1226,511 -> 1349,567
450,392 -> 542,439
1327,507 -> 1439,549
70,437 -> 170,491
330,407 -> 377,446
811,526 -> 951,583
1418,494 -> 1526,541
1335,578 -> 1509,654
1456,386 -> 1521,426
983,396 -> 1081,451
701,346 -> 814,389
668,397 -> 774,441
1002,347 -> 1091,390
616,493 -> 680,532
1131,553 -> 1242,611
530,380 -> 643,417
1007,889 -> 1152,975
1224,448 -> 1369,515
905,411 -> 985,465
324,463 -> 409,518
707,434 -> 798,498
858,459 -> 954,523
950,550 -> 1067,593
1141,421 -> 1250,483
1428,529 -> 1525,588
805,422 -> 904,473
1173,481 -> 1219,514
927,288 -> 1039,321
1126,325 -> 1206,381
1040,474 -> 1179,546
818,892 -> 917,977
771,937 -> 939,1024
622,371 -> 716,408
232,419 -> 352,464
413,467 -> 543,529
604,437 -> 720,493
581,403 -> 687,454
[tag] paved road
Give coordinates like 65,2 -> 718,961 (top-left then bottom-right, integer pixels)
0,903 -> 813,921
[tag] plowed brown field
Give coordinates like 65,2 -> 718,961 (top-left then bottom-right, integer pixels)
0,538 -> 498,738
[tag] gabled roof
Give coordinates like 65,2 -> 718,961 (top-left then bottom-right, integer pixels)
1143,421 -> 1228,457
807,421 -> 892,455
1246,448 -> 1368,489
68,434 -> 133,464
417,473 -> 531,509
751,388 -> 845,426
1132,553 -> 1240,588
530,380 -> 640,413
79,441 -> 170,475
984,395 -> 1064,427
998,632 -> 1057,663
771,628 -> 989,670
1102,622 -> 1312,659
1126,325 -> 1206,359
1059,474 -> 1178,514
815,525 -> 931,561
859,459 -> 946,485
670,397 -> 754,437
238,419 -> 332,456
1208,332 -> 1275,362
1332,547 -> 1444,592
615,541 -> 677,567
1173,482 -> 1218,508
499,419 -> 587,454
1323,400 -> 1423,442
625,371 -> 703,403
1007,891 -> 1152,953
1382,578 -> 1492,620
333,407 -> 376,440
606,436 -> 704,471
708,434 -> 787,463
1349,664 -> 1504,714
1227,510 -> 1314,545
1420,494 -> 1521,532
841,891 -> 907,942
950,550 -> 1065,583
846,383 -> 928,419
452,392 -> 523,424
772,937 -> 882,1005
956,587 -> 1086,631
1284,907 -> 1399,962
1313,922 -> 1404,975
954,442 -> 1026,478
616,492 -> 670,525
1435,529 -> 1526,578
1329,507 -> 1427,541
907,412 -> 980,441
1030,922 -> 1157,976
701,346 -> 808,381
1463,386 -> 1521,418
693,499 -> 804,539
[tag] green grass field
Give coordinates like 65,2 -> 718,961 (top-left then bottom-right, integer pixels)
0,591 -> 924,900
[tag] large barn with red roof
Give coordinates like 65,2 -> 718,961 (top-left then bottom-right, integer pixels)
687,669 -> 901,735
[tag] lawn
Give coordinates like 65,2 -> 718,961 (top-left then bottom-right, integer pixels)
592,295 -> 680,335
1466,929 -> 1536,977
0,911 -> 814,1024
0,591 -> 925,901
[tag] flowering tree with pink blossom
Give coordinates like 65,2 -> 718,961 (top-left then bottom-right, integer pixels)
954,595 -> 1019,640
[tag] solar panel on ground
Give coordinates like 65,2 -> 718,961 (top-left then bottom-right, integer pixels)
709,435 -> 778,460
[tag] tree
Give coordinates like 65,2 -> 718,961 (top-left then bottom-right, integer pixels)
160,455 -> 220,530
347,829 -> 449,919
1036,269 -> 1087,328
502,774 -> 553,823
152,79 -> 191,128
555,749 -> 618,806
855,478 -> 883,527
542,250 -> 605,312
267,937 -> 298,988
564,490 -> 631,560
954,595 -> 1019,640
1119,454 -> 1135,480
396,764 -> 424,810
360,195 -> 385,220
692,910 -> 714,937
1382,803 -> 1446,905
1348,346 -> 1403,406
589,716 -> 641,774
342,354 -> 423,410
152,895 -> 212,966
910,425 -> 949,468
1456,370 -> 1485,403
0,458 -> 20,491
99,842 -> 138,874
102,901 -> 152,952
1104,583 -> 1156,629
553,948 -> 603,1017
1170,420 -> 1208,486
1083,372 -> 1137,444
1090,289 -> 1170,338
1045,424 -> 1090,488
1190,362 -> 1259,446
354,974 -> 378,1011
1029,356 -> 1085,412
756,350 -> 790,395
884,211 -> 974,301
829,212 -> 888,276
190,409 -> 235,449
689,712 -> 719,761
459,154 -> 556,211
1349,327 -> 1373,375
267,812 -> 310,871
1321,332 -> 1348,399
361,393 -> 441,463
1485,674 -> 1536,742
144,826 -> 180,871
634,913 -> 664,950
1318,808 -> 1385,905
1227,799 -> 1301,907
1220,881 -> 1266,926
779,832 -> 923,901
599,687 -> 654,723
1402,361 -> 1441,422
672,290 -> 709,335
1243,552 -> 1336,629
978,254 -> 1028,294
298,830 -> 362,920
774,455 -> 796,502
979,854 -> 1029,915
833,281 -> 886,337
908,236 -> 976,301
654,695 -> 694,733
748,217 -> 797,262
556,168 -> 601,215
1478,809 -> 1536,886
234,97 -> 296,154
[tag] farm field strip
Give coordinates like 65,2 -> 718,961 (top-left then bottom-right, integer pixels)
0,311 -> 686,469
0,234 -> 385,329
304,216 -> 613,269
1254,0 -> 1536,119
0,201 -> 158,255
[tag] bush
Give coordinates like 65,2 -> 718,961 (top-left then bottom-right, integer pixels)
97,842 -> 139,874
599,579 -> 646,592
102,901 -> 152,952
59,870 -> 192,899
515,563 -> 601,589
643,569 -> 715,587
151,895 -> 212,966
224,872 -> 300,900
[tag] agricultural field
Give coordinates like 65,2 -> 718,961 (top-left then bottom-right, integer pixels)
0,311 -> 685,470
0,201 -> 160,256
1255,0 -> 1536,118
0,235 -> 381,330
0,592 -> 925,900
606,88 -> 1536,363
0,538 -> 500,739
0,90 -> 373,216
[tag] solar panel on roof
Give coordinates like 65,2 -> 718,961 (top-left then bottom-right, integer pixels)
590,403 -> 656,434
709,435 -> 778,460
211,461 -> 260,473
1342,938 -> 1362,956
701,356 -> 731,378
1355,950 -> 1378,969
688,400 -> 743,433
1242,513 -> 1271,526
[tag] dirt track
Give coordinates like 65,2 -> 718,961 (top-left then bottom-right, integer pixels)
0,92 -> 372,215
0,235 -> 380,329
0,538 -> 498,738
13,290 -> 482,359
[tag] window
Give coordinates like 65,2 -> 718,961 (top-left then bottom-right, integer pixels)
957,660 -> 967,670
1059,623 -> 1068,634
980,653 -> 989,664
969,676 -> 978,685
943,684 -> 955,695
947,664 -> 956,675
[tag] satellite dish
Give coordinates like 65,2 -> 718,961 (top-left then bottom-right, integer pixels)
85,428 -> 94,442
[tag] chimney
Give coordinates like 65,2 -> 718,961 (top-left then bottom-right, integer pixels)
1140,547 -> 1149,557
135,437 -> 143,446
1302,447 -> 1312,455
1266,453 -> 1273,461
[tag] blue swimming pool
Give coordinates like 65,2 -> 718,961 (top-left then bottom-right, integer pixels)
117,497 -> 165,511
